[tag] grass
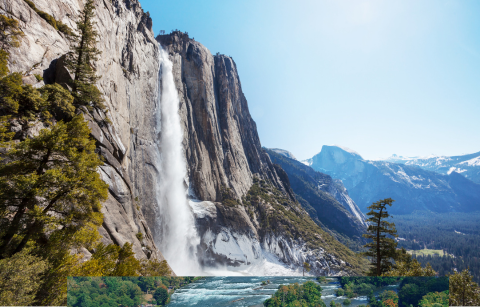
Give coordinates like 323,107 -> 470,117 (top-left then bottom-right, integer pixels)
143,293 -> 153,301
407,249 -> 453,258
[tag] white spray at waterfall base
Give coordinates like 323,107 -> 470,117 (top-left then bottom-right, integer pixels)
155,44 -> 201,275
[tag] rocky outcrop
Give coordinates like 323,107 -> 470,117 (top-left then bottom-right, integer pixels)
157,32 -> 365,275
3,0 -> 167,262
265,148 -> 367,250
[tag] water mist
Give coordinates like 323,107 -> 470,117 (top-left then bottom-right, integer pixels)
155,44 -> 201,275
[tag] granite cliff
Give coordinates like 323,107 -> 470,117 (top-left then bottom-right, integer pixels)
157,32 -> 366,275
4,0 -> 365,275
3,0 -> 164,262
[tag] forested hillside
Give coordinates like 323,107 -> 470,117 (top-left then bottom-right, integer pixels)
394,211 -> 480,282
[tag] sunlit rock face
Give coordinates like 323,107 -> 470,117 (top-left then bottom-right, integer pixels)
9,0 -> 363,275
309,146 -> 480,214
156,32 -> 287,203
4,0 -> 167,262
156,32 -> 362,275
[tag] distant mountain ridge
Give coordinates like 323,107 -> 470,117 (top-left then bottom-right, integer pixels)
307,145 -> 480,214
265,148 -> 367,250
382,151 -> 480,184
269,148 -> 297,160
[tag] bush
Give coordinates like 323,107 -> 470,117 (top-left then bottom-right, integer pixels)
153,287 -> 169,306
39,83 -> 75,120
23,0 -> 73,36
336,288 -> 345,297
343,298 -> 351,305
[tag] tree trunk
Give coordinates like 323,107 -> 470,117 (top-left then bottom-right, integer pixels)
376,207 -> 383,276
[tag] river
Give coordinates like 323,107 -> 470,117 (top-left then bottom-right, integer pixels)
166,276 -> 386,307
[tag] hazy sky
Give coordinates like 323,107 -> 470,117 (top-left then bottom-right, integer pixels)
139,0 -> 480,160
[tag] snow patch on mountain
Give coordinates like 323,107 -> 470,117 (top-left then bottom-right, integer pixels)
269,148 -> 297,160
460,156 -> 480,167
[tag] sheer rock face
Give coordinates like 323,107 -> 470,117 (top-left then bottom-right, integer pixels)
157,32 -> 287,202
6,0 -> 361,275
157,33 -> 360,275
2,0 -> 166,262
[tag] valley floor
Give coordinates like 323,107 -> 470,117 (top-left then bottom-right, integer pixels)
394,210 -> 480,282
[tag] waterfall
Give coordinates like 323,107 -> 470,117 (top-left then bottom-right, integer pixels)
155,44 -> 201,275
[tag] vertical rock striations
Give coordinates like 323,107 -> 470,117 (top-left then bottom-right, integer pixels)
3,0 -> 166,262
157,32 -> 365,275
157,32 -> 286,202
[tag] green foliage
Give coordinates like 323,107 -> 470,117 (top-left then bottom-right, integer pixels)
153,286 -> 169,306
23,0 -> 73,36
0,14 -> 24,50
16,84 -> 45,118
221,185 -> 240,207
0,115 -> 108,257
378,290 -> 399,305
39,83 -> 76,120
0,74 -> 74,120
362,198 -> 398,276
0,116 -> 14,146
74,242 -> 140,277
0,49 -> 9,78
303,261 -> 311,276
342,298 -> 351,305
0,247 -> 49,306
398,277 -> 449,307
339,277 -> 400,288
383,258 -> 436,277
67,277 -> 198,307
418,291 -> 449,307
316,276 -> 327,283
34,74 -> 43,82
335,288 -> 344,297
448,268 -> 480,306
394,211 -> 480,282
65,0 -> 106,111
264,281 -> 325,307
0,72 -> 23,114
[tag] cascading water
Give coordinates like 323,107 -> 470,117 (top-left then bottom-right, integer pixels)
155,44 -> 201,275
153,44 -> 309,277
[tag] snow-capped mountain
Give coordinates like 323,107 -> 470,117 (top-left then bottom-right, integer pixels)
383,152 -> 480,184
269,148 -> 298,161
307,145 -> 480,214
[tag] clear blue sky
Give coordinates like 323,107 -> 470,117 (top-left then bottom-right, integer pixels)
139,0 -> 480,160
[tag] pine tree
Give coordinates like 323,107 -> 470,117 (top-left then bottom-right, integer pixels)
65,0 -> 105,110
0,14 -> 25,115
0,115 -> 108,258
449,269 -> 480,306
362,198 -> 398,276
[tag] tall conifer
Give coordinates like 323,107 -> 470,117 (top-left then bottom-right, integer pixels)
362,198 -> 398,276
65,0 -> 105,110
